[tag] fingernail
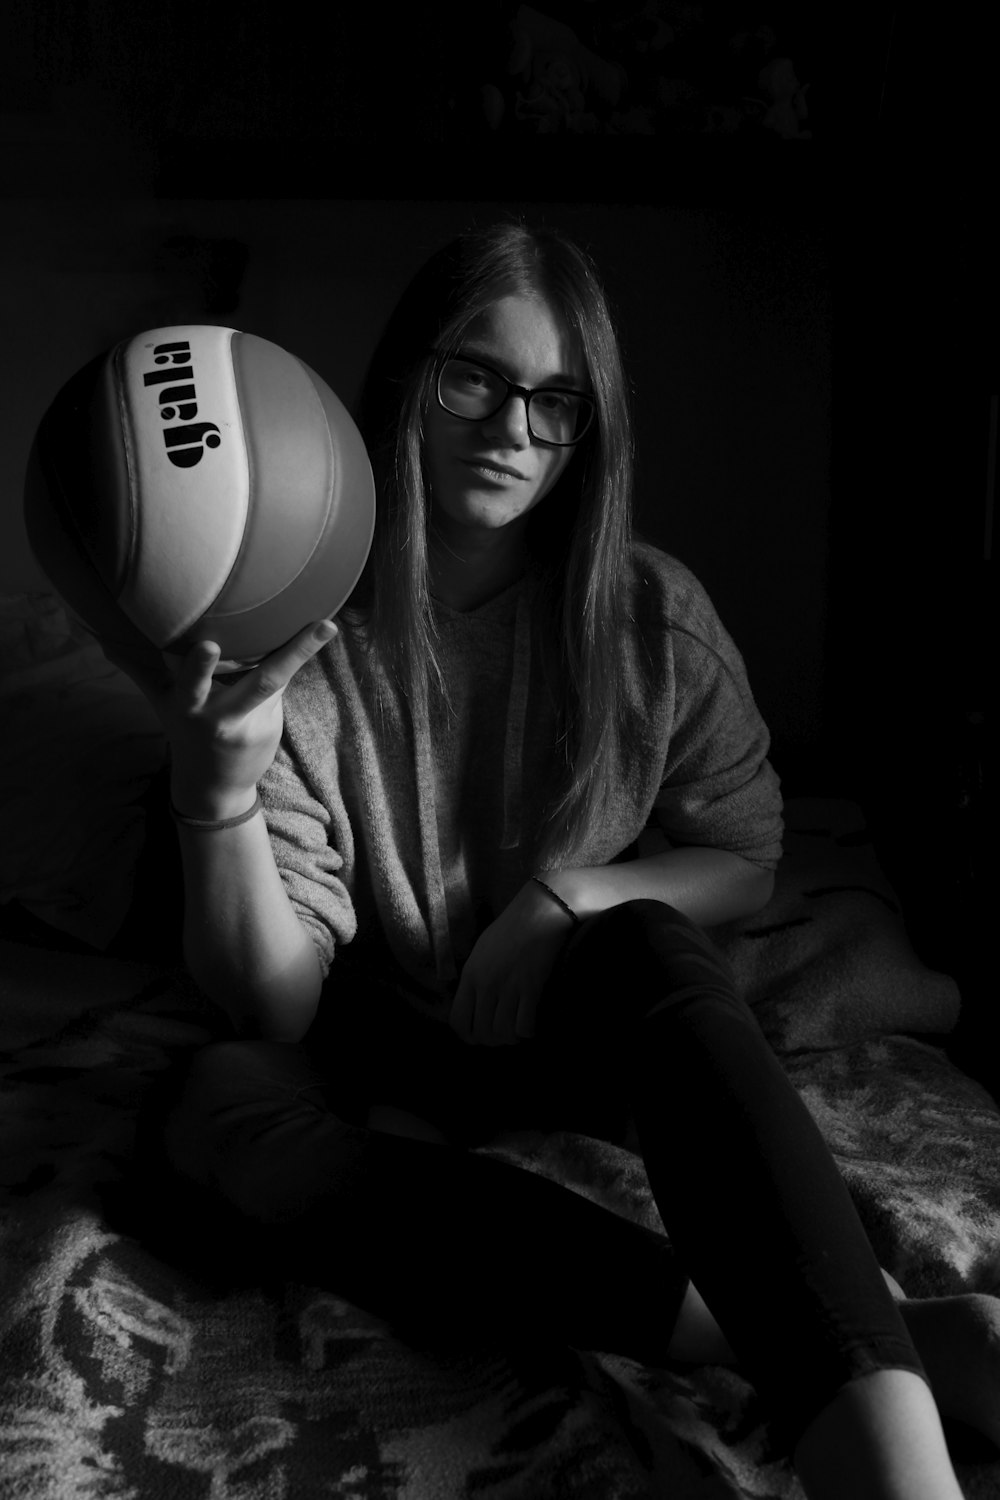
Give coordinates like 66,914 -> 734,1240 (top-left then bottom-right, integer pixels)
315,620 -> 337,642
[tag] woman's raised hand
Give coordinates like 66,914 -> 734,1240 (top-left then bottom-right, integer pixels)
105,619 -> 338,819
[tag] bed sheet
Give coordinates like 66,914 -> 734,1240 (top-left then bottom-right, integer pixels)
1,801 -> 998,1498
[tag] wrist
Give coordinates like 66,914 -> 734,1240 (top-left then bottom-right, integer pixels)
171,792 -> 262,833
169,778 -> 259,824
530,873 -> 583,928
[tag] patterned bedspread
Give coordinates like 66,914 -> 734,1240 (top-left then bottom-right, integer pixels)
1,800 -> 999,1499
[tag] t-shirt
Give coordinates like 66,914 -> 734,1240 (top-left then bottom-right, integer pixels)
259,544 -> 783,1018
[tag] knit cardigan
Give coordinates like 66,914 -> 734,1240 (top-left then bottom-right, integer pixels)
259,544 -> 784,1018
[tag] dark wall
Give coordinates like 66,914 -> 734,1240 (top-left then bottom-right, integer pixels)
2,196 -> 832,786
828,171 -> 995,986
2,2 -> 993,982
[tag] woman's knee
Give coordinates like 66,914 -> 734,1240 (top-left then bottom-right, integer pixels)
166,1038 -> 286,1121
581,896 -> 698,946
158,1040 -> 318,1193
163,1039 -> 373,1227
554,898 -> 743,1032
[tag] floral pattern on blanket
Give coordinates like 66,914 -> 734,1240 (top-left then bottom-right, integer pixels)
1,806 -> 999,1498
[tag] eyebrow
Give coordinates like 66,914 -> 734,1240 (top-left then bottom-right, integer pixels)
454,345 -> 588,391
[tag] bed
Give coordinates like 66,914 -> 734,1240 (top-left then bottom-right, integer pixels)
2,590 -> 999,1499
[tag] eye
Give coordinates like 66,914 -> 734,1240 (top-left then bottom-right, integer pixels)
534,391 -> 574,413
458,364 -> 500,394
439,359 -> 507,414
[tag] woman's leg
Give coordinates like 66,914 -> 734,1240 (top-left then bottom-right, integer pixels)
547,900 -> 925,1440
149,1035 -> 692,1357
142,908 -> 990,1491
794,1370 -> 962,1500
540,900 -> 969,1495
670,1263 -> 1000,1449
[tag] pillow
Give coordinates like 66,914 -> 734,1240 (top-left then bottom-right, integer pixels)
714,797 -> 962,1052
0,592 -> 167,949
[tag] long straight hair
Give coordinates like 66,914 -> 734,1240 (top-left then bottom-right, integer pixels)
347,222 -> 636,868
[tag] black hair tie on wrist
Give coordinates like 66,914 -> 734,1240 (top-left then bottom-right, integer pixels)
531,875 -> 581,928
170,792 -> 262,831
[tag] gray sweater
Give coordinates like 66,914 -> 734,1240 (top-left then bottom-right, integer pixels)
259,544 -> 783,1017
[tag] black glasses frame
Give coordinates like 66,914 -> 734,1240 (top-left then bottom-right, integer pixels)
435,354 -> 595,447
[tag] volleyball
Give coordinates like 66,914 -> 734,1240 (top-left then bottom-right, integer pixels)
24,325 -> 376,668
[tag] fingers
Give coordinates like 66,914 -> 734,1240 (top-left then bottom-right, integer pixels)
225,619 -> 338,714
494,985 -> 525,1044
174,640 -> 222,712
450,977 -> 523,1047
514,990 -> 538,1040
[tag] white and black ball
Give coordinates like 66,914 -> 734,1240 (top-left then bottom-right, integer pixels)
24,325 -> 375,667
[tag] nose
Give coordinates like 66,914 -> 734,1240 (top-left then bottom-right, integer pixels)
481,392 -> 531,449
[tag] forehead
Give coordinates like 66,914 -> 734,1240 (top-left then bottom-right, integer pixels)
460,293 -> 585,386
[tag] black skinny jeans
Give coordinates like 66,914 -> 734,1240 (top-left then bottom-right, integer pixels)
145,900 -> 924,1448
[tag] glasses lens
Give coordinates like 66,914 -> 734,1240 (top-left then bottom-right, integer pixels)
438,358 -> 594,446
438,360 -> 506,420
527,390 -> 594,445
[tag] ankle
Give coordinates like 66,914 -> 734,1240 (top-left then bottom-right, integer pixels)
794,1369 -> 963,1500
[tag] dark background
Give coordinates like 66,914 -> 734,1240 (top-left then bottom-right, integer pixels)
1,3 -> 995,1013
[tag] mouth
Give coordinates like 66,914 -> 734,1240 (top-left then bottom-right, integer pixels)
464,458 -> 527,483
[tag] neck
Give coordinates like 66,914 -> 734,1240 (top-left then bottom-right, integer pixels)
428,519 -> 528,612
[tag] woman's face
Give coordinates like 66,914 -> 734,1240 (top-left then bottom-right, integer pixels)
423,293 -> 587,542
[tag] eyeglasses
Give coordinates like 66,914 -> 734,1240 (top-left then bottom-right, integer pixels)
436,355 -> 595,447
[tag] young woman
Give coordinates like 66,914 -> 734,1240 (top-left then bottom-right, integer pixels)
126,223 -> 998,1499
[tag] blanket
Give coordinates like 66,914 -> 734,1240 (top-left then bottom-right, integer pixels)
1,799 -> 999,1499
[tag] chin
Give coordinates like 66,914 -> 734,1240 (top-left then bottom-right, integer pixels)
441,493 -> 533,532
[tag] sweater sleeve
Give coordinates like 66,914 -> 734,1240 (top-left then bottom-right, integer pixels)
259,740 -> 358,977
643,562 -> 784,871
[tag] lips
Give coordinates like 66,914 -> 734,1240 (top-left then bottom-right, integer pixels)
464,458 -> 528,481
